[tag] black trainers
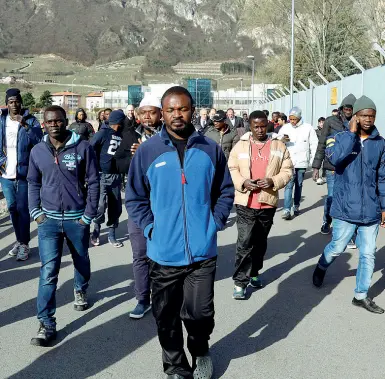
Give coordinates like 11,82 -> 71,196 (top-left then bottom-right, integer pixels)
30,323 -> 57,346
166,375 -> 192,379
313,265 -> 326,288
74,290 -> 89,311
320,222 -> 331,235
352,297 -> 385,314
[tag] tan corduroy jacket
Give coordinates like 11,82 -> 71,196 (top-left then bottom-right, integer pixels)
228,132 -> 293,207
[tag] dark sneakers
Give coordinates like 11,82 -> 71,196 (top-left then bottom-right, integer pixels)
129,301 -> 152,319
313,265 -> 326,287
30,323 -> 57,346
320,222 -> 331,235
249,276 -> 264,289
352,297 -> 385,314
166,375 -> 193,379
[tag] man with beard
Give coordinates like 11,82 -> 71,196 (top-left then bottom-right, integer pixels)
313,96 -> 385,314
126,86 -> 234,379
68,108 -> 95,141
116,94 -> 162,319
312,94 -> 356,235
0,88 -> 42,261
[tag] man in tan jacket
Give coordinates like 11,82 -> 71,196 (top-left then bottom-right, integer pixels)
228,110 -> 293,299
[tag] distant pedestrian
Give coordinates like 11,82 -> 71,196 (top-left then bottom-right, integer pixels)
229,111 -> 292,299
28,105 -> 99,346
315,117 -> 326,185
68,108 -> 95,140
118,94 -> 163,320
313,96 -> 385,314
123,104 -> 138,132
275,113 -> 287,134
97,109 -> 105,130
0,88 -> 43,261
312,94 -> 357,236
194,108 -> 211,133
262,109 -> 275,133
278,107 -> 318,219
243,112 -> 250,131
332,109 -> 339,116
205,110 -> 240,159
104,108 -> 112,122
126,86 -> 234,379
226,108 -> 244,130
90,110 -> 124,247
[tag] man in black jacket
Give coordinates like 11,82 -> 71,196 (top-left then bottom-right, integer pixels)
68,108 -> 95,141
312,94 -> 356,235
116,94 -> 162,320
226,108 -> 244,130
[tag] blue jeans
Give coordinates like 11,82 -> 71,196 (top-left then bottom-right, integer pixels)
283,168 -> 306,211
0,177 -> 30,245
318,218 -> 379,300
323,170 -> 335,224
37,217 -> 91,327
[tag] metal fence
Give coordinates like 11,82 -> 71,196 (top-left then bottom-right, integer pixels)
263,65 -> 385,134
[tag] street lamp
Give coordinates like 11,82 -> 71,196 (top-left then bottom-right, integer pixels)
289,0 -> 295,108
71,78 -> 76,113
247,55 -> 255,110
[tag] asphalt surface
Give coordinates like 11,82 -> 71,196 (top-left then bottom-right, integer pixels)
1,175 -> 385,379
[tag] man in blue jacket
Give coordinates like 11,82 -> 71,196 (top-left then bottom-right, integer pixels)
126,87 -> 234,379
0,88 -> 42,261
90,110 -> 124,247
28,105 -> 100,346
313,96 -> 385,314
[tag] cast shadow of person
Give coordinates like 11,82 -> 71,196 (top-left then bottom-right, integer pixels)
0,263 -> 133,330
211,254 -> 351,378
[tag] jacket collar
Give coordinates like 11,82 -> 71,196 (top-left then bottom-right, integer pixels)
363,127 -> 380,140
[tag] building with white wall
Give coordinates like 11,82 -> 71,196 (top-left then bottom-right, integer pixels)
52,92 -> 81,111
86,92 -> 104,111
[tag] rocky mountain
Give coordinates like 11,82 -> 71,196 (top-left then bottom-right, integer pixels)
0,0 -> 262,68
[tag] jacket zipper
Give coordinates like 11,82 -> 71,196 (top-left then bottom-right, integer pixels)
361,139 -> 365,222
176,146 -> 192,264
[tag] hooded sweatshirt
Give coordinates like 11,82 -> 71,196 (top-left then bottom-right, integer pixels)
27,131 -> 100,224
90,123 -> 122,174
68,108 -> 95,141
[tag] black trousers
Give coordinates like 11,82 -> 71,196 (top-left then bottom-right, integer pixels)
149,257 -> 216,377
233,205 -> 276,288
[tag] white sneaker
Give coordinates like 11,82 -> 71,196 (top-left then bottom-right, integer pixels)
316,178 -> 325,185
16,244 -> 30,261
9,242 -> 20,257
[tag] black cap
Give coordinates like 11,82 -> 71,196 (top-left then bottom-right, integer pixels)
213,110 -> 226,122
5,88 -> 22,104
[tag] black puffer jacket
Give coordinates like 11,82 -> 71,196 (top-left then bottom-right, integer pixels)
312,94 -> 356,171
68,108 -> 95,141
312,114 -> 350,171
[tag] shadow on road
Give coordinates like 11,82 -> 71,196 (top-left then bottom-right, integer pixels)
211,254 -> 352,378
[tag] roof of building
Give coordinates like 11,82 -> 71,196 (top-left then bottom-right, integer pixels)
87,92 -> 103,97
52,92 -> 81,96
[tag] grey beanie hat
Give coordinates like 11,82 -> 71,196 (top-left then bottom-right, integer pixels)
289,106 -> 302,119
353,95 -> 376,115
340,93 -> 356,108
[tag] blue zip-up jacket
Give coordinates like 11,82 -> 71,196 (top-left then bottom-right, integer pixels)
125,127 -> 235,267
90,123 -> 122,174
326,128 -> 385,224
27,132 -> 100,224
0,109 -> 43,179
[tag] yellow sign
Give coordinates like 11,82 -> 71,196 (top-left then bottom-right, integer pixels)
330,87 -> 338,105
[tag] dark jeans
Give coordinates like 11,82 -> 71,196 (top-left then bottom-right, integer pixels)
37,217 -> 91,327
127,217 -> 150,303
233,205 -> 276,288
0,177 -> 30,245
149,257 -> 216,377
323,170 -> 335,225
283,168 -> 306,211
94,173 -> 122,228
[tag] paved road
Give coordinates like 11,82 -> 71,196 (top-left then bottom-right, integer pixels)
1,175 -> 385,379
